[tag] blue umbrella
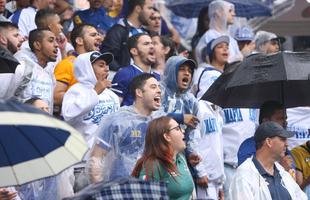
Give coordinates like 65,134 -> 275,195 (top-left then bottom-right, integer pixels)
0,100 -> 88,187
166,0 -> 272,18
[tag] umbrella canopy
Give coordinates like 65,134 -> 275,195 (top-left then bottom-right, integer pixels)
0,100 -> 88,187
201,52 -> 310,108
64,177 -> 169,200
166,0 -> 272,18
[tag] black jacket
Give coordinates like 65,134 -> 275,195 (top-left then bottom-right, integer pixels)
100,19 -> 132,72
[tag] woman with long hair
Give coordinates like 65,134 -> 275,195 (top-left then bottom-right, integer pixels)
132,116 -> 194,200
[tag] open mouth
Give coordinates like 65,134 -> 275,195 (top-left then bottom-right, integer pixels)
182,77 -> 189,84
154,96 -> 161,104
94,41 -> 101,48
222,53 -> 228,57
149,51 -> 155,57
52,48 -> 58,56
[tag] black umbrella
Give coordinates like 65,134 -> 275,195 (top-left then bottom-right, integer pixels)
201,52 -> 310,108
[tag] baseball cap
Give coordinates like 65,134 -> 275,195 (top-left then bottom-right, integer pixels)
255,31 -> 282,48
177,56 -> 197,71
235,26 -> 255,41
203,35 -> 230,58
90,51 -> 114,65
254,121 -> 294,143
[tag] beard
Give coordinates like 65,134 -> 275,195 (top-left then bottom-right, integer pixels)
138,12 -> 149,26
137,49 -> 155,66
7,40 -> 18,54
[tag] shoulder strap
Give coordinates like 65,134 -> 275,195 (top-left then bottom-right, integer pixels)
195,67 -> 221,98
123,18 -> 132,33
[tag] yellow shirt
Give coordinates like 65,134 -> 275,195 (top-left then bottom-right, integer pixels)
291,143 -> 310,182
54,55 -> 78,90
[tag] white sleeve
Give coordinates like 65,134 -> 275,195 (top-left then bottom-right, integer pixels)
62,85 -> 99,124
229,176 -> 255,200
196,70 -> 219,100
17,10 -> 37,37
18,12 -> 30,37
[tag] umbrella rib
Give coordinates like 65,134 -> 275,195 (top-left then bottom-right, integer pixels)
0,136 -> 20,184
43,127 -> 82,161
15,126 -> 57,174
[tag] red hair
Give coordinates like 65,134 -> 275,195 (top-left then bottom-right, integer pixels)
132,116 -> 178,179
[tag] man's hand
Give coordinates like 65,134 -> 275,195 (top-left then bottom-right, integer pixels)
56,33 -> 67,52
184,114 -> 199,128
279,155 -> 293,172
94,79 -> 111,94
188,153 -> 201,166
0,188 -> 17,200
196,176 -> 208,187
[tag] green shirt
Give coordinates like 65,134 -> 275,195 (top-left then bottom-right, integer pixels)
138,153 -> 194,200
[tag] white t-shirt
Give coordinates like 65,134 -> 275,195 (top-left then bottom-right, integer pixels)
10,6 -> 37,37
222,108 -> 257,166
192,63 -> 222,99
287,107 -> 310,149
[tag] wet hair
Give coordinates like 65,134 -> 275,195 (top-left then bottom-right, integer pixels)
132,116 -> 178,179
130,73 -> 156,100
259,101 -> 284,124
28,28 -> 51,52
35,8 -> 57,28
70,24 -> 96,49
128,0 -> 146,16
0,21 -> 18,33
127,33 -> 149,57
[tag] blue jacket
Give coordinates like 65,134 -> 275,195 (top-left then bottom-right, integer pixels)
160,56 -> 199,123
73,7 -> 115,34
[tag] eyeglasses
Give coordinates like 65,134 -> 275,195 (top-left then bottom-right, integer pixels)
167,125 -> 182,132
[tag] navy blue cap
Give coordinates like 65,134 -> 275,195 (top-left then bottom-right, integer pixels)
254,121 -> 294,143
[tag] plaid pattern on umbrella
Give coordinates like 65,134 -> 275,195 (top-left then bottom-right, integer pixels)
65,177 -> 169,200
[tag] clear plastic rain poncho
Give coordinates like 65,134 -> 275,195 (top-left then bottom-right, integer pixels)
208,0 -> 235,34
195,0 -> 242,64
160,56 -> 199,119
254,30 -> 278,53
13,48 -> 55,114
89,105 -> 165,182
160,55 -> 200,151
